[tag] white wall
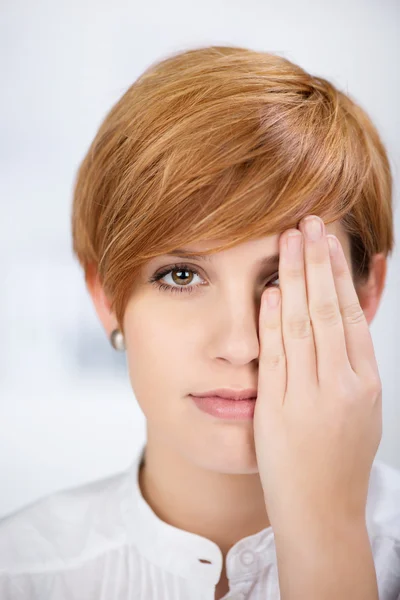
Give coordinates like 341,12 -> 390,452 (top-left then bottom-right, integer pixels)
1,0 -> 399,517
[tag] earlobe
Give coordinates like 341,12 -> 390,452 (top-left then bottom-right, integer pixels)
110,329 -> 126,351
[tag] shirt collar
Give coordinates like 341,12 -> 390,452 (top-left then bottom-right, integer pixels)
123,443 -> 277,586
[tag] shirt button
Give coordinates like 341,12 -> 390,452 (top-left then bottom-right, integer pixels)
240,550 -> 255,566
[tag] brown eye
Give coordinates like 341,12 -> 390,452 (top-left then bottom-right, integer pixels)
149,263 -> 204,295
171,267 -> 195,286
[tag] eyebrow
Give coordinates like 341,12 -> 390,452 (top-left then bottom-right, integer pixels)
166,249 -> 280,269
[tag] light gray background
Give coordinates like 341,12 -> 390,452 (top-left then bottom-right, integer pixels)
1,0 -> 399,518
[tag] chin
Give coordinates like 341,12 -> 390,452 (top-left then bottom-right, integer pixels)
192,438 -> 259,475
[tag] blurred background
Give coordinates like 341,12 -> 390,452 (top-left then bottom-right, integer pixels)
0,0 -> 399,518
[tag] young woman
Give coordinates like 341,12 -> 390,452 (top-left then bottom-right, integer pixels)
1,45 -> 399,600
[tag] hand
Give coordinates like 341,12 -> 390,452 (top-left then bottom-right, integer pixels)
253,215 -> 382,534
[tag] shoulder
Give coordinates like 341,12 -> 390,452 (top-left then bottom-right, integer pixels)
0,467 -> 133,574
367,458 -> 400,541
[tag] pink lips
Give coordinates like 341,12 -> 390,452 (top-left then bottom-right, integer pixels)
191,388 -> 257,401
190,392 -> 257,420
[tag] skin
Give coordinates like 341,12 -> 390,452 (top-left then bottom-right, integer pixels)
87,216 -> 387,598
254,217 -> 386,598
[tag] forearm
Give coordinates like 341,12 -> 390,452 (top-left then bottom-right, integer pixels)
273,517 -> 379,600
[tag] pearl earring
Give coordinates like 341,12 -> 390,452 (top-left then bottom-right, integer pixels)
110,329 -> 125,351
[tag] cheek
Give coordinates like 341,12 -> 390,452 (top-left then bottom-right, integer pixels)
122,299 -> 195,414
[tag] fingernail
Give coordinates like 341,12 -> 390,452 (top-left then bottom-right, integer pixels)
327,235 -> 338,253
304,216 -> 323,241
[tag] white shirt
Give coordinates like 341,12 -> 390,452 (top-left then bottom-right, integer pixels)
0,444 -> 400,600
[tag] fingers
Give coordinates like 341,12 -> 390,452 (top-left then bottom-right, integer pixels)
278,228 -> 318,388
298,216 -> 351,383
324,233 -> 380,381
259,213 -> 376,408
258,287 -> 287,410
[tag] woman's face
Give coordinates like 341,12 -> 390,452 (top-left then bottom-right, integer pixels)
121,220 -> 357,475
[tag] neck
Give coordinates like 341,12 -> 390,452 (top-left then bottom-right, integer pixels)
138,430 -> 271,558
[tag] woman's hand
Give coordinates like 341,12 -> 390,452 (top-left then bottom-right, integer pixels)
253,214 -> 382,534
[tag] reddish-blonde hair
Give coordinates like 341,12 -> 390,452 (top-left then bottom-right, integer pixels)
71,45 -> 395,333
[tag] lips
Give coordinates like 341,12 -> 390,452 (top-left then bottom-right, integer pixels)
190,394 -> 257,420
190,388 -> 257,401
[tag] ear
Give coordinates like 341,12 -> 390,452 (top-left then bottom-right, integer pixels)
356,253 -> 388,326
85,264 -> 118,338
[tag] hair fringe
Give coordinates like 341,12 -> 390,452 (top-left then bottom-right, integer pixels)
71,45 -> 395,331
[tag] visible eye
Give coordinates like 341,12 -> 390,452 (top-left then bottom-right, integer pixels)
149,263 -> 205,294
149,264 -> 280,295
269,274 -> 280,288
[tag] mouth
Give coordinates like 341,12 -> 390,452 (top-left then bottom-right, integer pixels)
189,391 -> 257,420
190,388 -> 257,401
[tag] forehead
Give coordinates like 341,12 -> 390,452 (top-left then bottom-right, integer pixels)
172,219 -> 346,258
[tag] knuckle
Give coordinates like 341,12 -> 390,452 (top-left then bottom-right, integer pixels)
311,298 -> 340,325
341,302 -> 366,325
263,352 -> 286,370
329,376 -> 355,404
284,264 -> 304,279
286,314 -> 313,339
365,374 -> 382,397
308,253 -> 327,266
335,263 -> 348,279
308,252 -> 328,269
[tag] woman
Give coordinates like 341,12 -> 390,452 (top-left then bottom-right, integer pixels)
0,45 -> 399,599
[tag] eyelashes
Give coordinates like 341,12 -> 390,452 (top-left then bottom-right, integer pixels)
149,263 -> 203,295
148,263 -> 280,295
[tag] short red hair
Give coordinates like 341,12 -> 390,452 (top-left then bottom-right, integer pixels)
71,45 -> 395,332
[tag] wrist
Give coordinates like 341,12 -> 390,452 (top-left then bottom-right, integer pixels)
273,519 -> 378,600
273,512 -> 369,549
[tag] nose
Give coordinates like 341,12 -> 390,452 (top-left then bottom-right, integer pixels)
211,297 -> 261,367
